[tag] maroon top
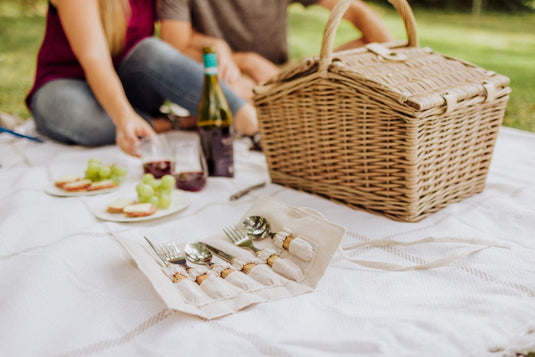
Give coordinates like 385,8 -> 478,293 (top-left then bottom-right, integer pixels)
26,0 -> 155,107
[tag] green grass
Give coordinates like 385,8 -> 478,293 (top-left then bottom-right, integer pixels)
288,4 -> 535,132
1,1 -> 534,132
0,2 -> 45,119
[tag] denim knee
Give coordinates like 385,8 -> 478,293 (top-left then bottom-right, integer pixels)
31,79 -> 117,146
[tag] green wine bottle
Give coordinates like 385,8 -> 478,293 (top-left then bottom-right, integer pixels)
197,46 -> 234,177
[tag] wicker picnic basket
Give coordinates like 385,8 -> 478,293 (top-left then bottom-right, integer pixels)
253,0 -> 511,222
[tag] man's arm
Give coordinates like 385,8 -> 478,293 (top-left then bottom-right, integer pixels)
160,19 -> 241,84
317,0 -> 393,50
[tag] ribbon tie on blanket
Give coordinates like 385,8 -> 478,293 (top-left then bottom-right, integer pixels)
337,237 -> 511,271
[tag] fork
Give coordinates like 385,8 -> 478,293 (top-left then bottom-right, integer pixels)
144,236 -> 188,283
160,242 -> 188,268
223,224 -> 261,254
224,225 -> 284,271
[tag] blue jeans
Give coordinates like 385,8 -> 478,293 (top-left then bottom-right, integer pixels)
30,37 -> 246,146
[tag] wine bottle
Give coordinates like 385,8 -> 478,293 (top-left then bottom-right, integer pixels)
197,46 -> 234,177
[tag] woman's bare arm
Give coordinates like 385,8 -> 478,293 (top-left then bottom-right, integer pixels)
53,0 -> 155,156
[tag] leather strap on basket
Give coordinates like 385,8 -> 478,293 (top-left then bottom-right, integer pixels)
318,0 -> 419,72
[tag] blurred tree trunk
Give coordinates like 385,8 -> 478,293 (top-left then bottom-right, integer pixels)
472,0 -> 482,15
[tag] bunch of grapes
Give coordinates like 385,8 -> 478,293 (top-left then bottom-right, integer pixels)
84,158 -> 128,185
136,173 -> 175,209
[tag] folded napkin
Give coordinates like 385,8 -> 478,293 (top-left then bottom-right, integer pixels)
119,196 -> 346,319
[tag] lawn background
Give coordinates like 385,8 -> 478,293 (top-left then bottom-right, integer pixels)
1,1 -> 534,132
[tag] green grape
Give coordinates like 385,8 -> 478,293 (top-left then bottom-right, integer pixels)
85,169 -> 95,180
142,173 -> 155,184
160,175 -> 176,190
111,165 -> 128,177
135,182 -> 144,194
148,195 -> 160,207
110,174 -> 120,185
138,195 -> 150,203
85,162 -> 100,179
158,186 -> 173,196
88,158 -> 100,165
148,179 -> 161,190
136,183 -> 154,201
99,165 -> 112,180
159,193 -> 171,209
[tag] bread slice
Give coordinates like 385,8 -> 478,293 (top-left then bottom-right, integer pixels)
88,179 -> 116,191
63,178 -> 92,192
123,203 -> 157,217
55,175 -> 81,188
107,197 -> 137,213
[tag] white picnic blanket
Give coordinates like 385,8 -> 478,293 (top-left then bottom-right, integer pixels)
1,121 -> 534,357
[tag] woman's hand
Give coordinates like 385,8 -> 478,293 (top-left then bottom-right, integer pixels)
115,113 -> 156,157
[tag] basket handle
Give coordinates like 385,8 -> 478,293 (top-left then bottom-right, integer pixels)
318,0 -> 419,71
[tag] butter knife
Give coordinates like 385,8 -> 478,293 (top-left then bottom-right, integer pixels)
202,243 -> 256,274
229,181 -> 266,201
144,236 -> 168,266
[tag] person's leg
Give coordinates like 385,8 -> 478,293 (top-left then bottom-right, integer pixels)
118,37 -> 257,135
30,79 -> 151,146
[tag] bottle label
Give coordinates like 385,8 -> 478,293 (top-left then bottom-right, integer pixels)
199,128 -> 234,177
204,67 -> 218,75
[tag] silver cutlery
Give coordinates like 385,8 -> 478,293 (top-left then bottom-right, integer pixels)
143,236 -> 188,282
160,242 -> 188,268
184,242 -> 213,266
201,242 -> 257,274
229,181 -> 266,201
143,236 -> 169,266
185,242 -> 236,279
223,225 -> 280,267
223,226 -> 306,281
242,216 -> 315,262
223,224 -> 262,253
242,216 -> 274,240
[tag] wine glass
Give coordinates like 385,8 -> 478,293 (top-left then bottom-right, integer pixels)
139,136 -> 173,179
173,140 -> 208,192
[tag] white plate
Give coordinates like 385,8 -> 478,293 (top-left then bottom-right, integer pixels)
92,191 -> 191,222
44,182 -> 119,197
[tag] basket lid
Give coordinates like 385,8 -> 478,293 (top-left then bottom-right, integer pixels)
332,44 -> 510,111
254,0 -> 510,112
256,43 -> 510,112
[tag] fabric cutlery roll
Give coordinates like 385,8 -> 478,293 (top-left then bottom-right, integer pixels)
119,196 -> 346,319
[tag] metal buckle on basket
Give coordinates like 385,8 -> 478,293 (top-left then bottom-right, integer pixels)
366,43 -> 408,61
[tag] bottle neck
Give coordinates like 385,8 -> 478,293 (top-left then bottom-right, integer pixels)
203,52 -> 218,76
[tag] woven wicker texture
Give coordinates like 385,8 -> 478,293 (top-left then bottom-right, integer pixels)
253,0 -> 510,222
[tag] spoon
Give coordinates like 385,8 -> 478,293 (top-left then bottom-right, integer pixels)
243,216 -> 315,262
184,242 -> 213,266
184,242 -> 235,280
242,216 -> 274,240
184,242 -> 213,284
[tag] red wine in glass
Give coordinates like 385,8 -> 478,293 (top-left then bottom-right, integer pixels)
143,160 -> 172,179
174,171 -> 206,192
